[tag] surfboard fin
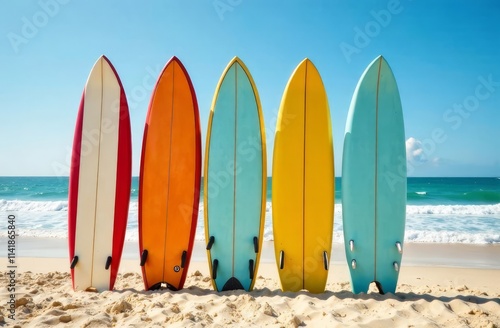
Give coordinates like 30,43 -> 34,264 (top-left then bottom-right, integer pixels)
393,261 -> 399,272
351,259 -> 357,269
323,251 -> 329,270
279,251 -> 285,269
249,259 -> 255,279
374,281 -> 385,295
349,240 -> 354,252
396,242 -> 402,254
149,282 -> 177,291
140,250 -> 148,266
70,256 -> 78,269
181,250 -> 187,268
212,259 -> 219,279
253,236 -> 259,253
105,256 -> 112,270
222,277 -> 244,291
206,236 -> 215,250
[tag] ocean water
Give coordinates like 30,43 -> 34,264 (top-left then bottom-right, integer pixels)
0,177 -> 499,244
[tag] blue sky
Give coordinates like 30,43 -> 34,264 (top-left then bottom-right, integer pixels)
0,1 -> 499,177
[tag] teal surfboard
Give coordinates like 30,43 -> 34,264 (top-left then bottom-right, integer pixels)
342,55 -> 407,294
204,57 -> 267,292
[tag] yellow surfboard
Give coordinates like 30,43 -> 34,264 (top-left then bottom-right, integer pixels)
272,58 -> 334,293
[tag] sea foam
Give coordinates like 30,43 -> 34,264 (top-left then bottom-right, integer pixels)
2,200 -> 499,244
0,199 -> 68,212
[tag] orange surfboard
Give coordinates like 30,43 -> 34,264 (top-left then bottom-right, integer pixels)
139,57 -> 202,290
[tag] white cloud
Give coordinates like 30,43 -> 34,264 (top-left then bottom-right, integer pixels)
406,137 -> 427,164
432,157 -> 441,166
405,137 -> 450,176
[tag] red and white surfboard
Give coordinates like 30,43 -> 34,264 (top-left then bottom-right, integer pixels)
68,55 -> 131,291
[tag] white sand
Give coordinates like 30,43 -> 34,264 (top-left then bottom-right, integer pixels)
1,240 -> 500,327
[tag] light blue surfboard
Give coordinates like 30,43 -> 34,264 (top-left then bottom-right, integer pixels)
342,55 -> 407,294
204,57 -> 267,291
